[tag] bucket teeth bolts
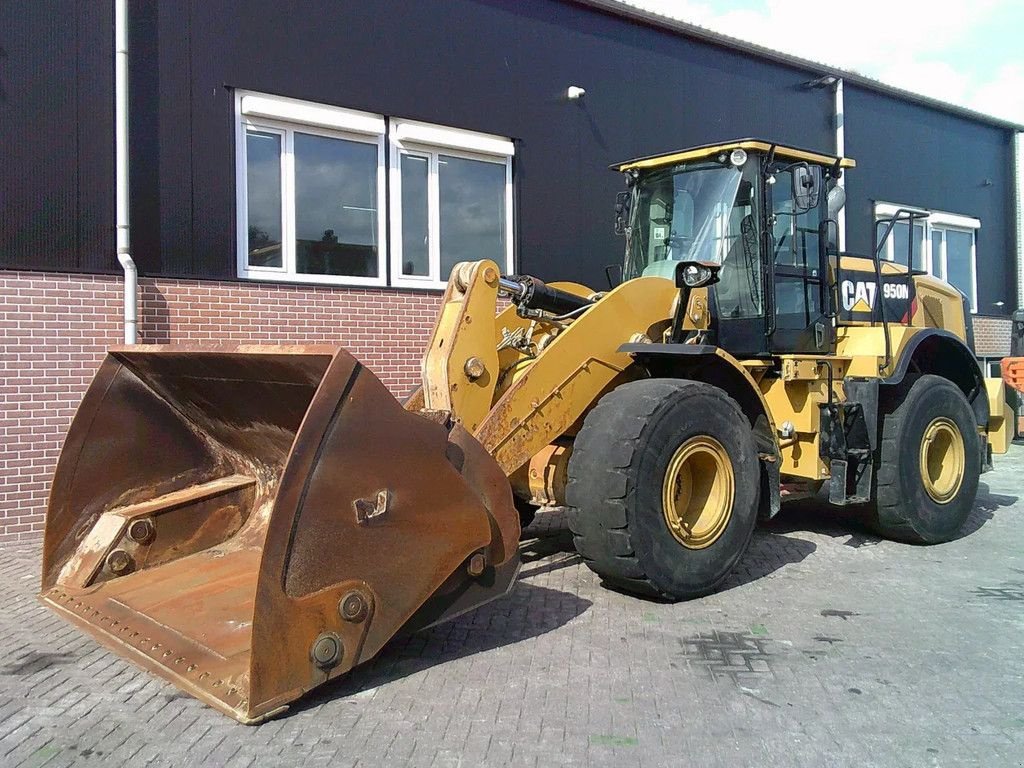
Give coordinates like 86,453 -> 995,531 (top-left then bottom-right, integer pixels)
127,518 -> 155,545
106,549 -> 133,575
339,591 -> 369,623
468,552 -> 487,577
311,633 -> 343,669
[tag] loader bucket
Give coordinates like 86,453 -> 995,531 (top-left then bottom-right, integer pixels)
39,345 -> 519,723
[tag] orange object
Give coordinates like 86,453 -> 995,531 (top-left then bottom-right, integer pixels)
1001,357 -> 1024,394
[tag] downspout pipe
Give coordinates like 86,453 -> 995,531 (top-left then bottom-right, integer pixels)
834,77 -> 846,253
115,0 -> 137,344
1015,131 -> 1023,311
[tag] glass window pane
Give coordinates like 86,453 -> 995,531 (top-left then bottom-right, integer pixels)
715,177 -> 762,318
912,223 -> 925,270
891,221 -> 925,270
775,275 -> 818,330
245,131 -> 283,268
891,221 -> 909,266
945,229 -> 974,303
439,155 -> 506,281
930,231 -> 943,279
875,219 -> 892,259
400,154 -> 429,276
294,133 -> 379,278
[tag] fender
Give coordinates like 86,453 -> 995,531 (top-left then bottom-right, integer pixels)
884,328 -> 988,427
620,342 -> 781,518
618,343 -> 777,441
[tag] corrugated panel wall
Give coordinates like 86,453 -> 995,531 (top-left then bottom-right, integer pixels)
1016,132 -> 1024,307
0,2 -> 115,273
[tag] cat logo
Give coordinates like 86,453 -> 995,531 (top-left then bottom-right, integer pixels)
841,280 -> 877,313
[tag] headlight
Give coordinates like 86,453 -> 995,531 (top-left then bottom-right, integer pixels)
675,260 -> 721,289
682,263 -> 712,287
729,148 -> 748,167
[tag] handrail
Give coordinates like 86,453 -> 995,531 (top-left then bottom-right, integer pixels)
871,208 -> 929,373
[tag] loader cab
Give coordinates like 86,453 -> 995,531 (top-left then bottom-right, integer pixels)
615,140 -> 854,358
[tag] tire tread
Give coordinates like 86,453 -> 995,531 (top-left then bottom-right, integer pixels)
566,379 -> 750,598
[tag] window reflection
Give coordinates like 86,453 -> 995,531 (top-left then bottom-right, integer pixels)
294,133 -> 378,278
246,131 -> 283,268
439,155 -> 506,281
400,154 -> 429,276
945,229 -> 973,301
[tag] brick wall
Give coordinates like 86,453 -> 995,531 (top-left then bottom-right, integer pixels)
973,315 -> 1013,358
0,270 -> 441,542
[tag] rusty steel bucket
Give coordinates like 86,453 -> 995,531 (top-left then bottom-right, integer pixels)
39,345 -> 519,723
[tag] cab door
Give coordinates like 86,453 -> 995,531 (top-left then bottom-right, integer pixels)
768,167 -> 832,354
712,167 -> 769,357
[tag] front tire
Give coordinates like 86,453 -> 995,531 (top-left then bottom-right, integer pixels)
566,379 -> 760,600
869,374 -> 980,543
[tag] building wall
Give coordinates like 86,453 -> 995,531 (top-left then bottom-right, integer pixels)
0,1 -> 115,273
843,85 -> 1016,311
0,272 -> 438,540
126,0 -> 840,289
3,0 -> 837,285
3,1 -> 1015,303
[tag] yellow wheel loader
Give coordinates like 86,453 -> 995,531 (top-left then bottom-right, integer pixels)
40,139 -> 1012,722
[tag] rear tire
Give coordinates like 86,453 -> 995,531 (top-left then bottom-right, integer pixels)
869,374 -> 980,543
566,379 -> 760,600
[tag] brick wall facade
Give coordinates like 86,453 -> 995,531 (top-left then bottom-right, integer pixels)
0,270 -> 441,541
973,315 -> 1013,358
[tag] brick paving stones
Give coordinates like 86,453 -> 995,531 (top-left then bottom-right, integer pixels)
2,447 -> 1023,767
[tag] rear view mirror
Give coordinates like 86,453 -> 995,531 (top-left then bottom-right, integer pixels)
614,191 -> 631,236
792,165 -> 821,211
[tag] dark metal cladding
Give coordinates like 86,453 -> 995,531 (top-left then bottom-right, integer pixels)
4,1 -> 1015,308
39,345 -> 519,724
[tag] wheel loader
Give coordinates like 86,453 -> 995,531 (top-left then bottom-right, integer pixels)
40,139 -> 1012,723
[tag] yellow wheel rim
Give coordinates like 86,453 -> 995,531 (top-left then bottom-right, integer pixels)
662,436 -> 734,549
919,417 -> 965,504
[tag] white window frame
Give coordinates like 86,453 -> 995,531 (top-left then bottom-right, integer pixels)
389,119 -> 514,289
235,91 -> 388,287
874,202 -> 980,312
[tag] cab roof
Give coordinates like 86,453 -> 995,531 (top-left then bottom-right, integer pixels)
613,138 -> 856,173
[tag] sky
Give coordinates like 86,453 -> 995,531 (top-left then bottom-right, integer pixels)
626,0 -> 1024,124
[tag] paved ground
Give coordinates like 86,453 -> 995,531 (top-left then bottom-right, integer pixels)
2,447 -> 1023,767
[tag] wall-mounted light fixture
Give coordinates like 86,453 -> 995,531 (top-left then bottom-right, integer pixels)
804,75 -> 838,89
567,85 -> 586,101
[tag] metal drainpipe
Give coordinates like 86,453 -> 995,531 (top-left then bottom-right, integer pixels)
834,77 -> 846,253
115,0 -> 137,344
1015,131 -> 1024,311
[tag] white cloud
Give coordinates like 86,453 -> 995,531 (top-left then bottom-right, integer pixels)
971,63 -> 1024,124
624,0 -> 1023,123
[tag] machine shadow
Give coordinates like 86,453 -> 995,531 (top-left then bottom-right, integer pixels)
718,529 -> 818,592
526,508 -> 819,599
962,482 -> 1018,537
290,580 -> 591,716
293,480 -> 1017,716
760,480 -> 1014,545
